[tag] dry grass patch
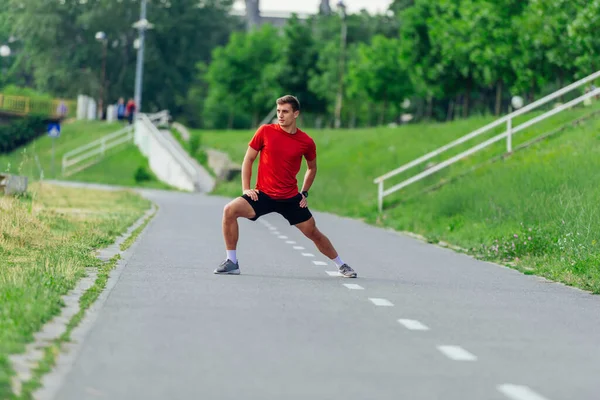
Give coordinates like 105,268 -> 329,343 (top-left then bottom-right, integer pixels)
0,181 -> 151,399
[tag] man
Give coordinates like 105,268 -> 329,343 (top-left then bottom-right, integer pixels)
215,95 -> 357,278
125,98 -> 136,125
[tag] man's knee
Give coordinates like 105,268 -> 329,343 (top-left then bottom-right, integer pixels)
223,202 -> 240,219
223,198 -> 255,220
299,221 -> 321,241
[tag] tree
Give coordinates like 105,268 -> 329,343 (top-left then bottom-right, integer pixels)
347,35 -> 412,125
203,24 -> 282,128
399,0 -> 458,120
465,0 -> 526,115
516,0 -> 583,97
568,0 -> 600,79
5,0 -> 240,116
274,15 -> 324,118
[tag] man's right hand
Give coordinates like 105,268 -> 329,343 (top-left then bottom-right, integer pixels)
243,189 -> 259,201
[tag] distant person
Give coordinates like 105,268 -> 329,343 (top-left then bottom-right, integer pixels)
56,101 -> 68,118
125,98 -> 136,125
215,95 -> 357,278
117,98 -> 126,121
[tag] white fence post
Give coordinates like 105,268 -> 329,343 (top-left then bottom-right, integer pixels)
378,181 -> 383,212
506,115 -> 512,153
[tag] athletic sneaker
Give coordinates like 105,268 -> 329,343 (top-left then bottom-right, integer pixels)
214,259 -> 240,275
339,264 -> 357,278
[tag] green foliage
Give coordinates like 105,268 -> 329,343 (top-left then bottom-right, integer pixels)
203,24 -> 282,128
275,15 -> 324,115
134,165 -> 153,182
347,35 -> 412,124
189,134 -> 201,155
4,0 -> 600,129
0,115 -> 46,154
3,0 -> 241,113
0,85 -> 53,100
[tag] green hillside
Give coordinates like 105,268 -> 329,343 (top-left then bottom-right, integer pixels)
195,104 -> 600,293
0,120 -> 170,189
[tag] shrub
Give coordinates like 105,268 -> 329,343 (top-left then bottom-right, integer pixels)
0,115 -> 47,154
189,134 -> 201,155
134,165 -> 153,182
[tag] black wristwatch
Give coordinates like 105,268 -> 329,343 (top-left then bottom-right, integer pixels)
301,191 -> 309,198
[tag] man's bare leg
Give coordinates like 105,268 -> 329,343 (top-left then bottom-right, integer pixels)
215,198 -> 256,274
295,217 -> 357,278
222,197 -> 256,249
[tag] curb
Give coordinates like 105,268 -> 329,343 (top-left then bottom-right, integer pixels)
8,203 -> 157,399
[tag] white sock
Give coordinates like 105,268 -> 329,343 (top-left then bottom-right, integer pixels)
332,256 -> 344,267
227,250 -> 237,263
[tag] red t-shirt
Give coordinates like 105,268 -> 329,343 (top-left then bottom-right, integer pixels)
248,124 -> 316,199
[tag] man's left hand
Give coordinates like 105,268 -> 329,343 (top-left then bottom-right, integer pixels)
299,193 -> 308,208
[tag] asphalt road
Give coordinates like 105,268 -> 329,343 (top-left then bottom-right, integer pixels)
39,188 -> 600,400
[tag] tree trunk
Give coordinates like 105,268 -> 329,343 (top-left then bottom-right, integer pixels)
426,95 -> 433,120
378,94 -> 388,126
495,79 -> 503,116
315,115 -> 323,129
350,108 -> 357,128
227,111 -> 234,129
416,97 -> 424,121
446,98 -> 455,121
529,76 -> 536,103
559,70 -> 564,102
463,77 -> 472,118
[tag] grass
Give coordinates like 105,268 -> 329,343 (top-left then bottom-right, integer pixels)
17,254 -> 123,399
0,120 -> 173,190
0,182 -> 152,399
120,207 -> 157,252
195,102 -> 600,294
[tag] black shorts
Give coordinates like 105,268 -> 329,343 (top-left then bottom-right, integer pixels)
241,191 -> 312,225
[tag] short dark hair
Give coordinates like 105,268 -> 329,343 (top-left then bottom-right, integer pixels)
276,95 -> 300,112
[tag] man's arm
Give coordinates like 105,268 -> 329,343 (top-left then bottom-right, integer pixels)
242,146 -> 259,194
301,157 -> 317,193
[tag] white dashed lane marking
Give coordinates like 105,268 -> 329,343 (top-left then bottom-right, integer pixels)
285,241 -> 296,244
398,319 -> 430,331
326,271 -> 341,277
312,261 -> 328,266
497,385 -> 550,400
278,235 -> 288,239
343,283 -> 364,290
293,246 -> 305,250
369,298 -> 394,307
437,346 -> 477,361
301,253 -> 314,257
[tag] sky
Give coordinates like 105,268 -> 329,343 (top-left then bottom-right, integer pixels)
232,0 -> 394,16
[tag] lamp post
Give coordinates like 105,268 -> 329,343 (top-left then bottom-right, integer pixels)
0,45 -> 11,89
95,31 -> 108,119
0,45 -> 10,58
334,0 -> 347,129
133,0 -> 153,113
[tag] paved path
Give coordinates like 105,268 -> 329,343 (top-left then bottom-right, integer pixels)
39,187 -> 600,400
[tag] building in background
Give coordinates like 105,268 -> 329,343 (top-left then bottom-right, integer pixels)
232,0 -> 330,30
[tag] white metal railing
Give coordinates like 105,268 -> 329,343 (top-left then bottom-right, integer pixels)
373,70 -> 600,212
61,111 -> 169,176
137,112 -> 199,183
259,106 -> 277,126
61,125 -> 134,176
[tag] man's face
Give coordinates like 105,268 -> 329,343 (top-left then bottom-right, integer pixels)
277,103 -> 299,127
